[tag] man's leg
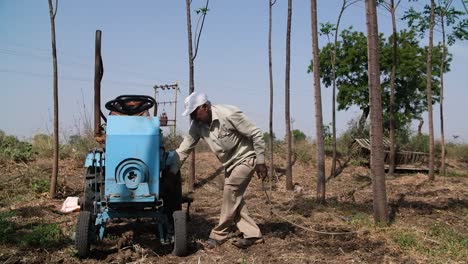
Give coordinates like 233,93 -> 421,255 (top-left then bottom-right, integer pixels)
209,158 -> 261,241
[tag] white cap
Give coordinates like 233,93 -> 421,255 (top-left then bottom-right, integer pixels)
182,92 -> 208,116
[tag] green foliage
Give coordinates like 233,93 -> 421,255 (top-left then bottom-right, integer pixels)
0,211 -> 16,243
292,129 -> 307,142
322,123 -> 332,145
312,28 -> 450,131
195,7 -> 209,15
22,223 -> 63,248
0,131 -> 35,162
31,178 -> 50,194
263,132 -> 276,144
403,4 -> 467,45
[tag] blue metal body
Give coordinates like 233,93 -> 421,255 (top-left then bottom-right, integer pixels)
105,115 -> 160,204
83,115 -> 174,242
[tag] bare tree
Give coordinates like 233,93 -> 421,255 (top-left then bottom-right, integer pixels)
365,0 -> 388,224
268,0 -> 277,184
427,0 -> 436,181
185,0 -> 209,191
48,0 -> 59,198
285,0 -> 293,191
330,0 -> 359,178
439,1 -> 447,176
381,0 -> 402,177
310,0 -> 325,203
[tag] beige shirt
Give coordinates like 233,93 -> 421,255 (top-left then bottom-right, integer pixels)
174,104 -> 265,174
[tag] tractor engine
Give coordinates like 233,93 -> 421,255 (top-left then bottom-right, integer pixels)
105,115 -> 161,205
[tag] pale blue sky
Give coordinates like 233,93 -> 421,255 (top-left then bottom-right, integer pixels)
1,1 -> 467,142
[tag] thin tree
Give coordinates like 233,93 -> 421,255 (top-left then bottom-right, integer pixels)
268,0 -> 277,184
404,1 -> 467,177
439,0 -> 448,176
48,0 -> 59,198
185,0 -> 209,191
310,0 -> 325,203
324,0 -> 359,178
426,0 -> 436,181
435,0 -> 467,176
381,0 -> 402,177
365,0 -> 388,223
285,0 -> 293,191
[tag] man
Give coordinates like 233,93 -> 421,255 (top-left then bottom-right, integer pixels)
171,92 -> 267,249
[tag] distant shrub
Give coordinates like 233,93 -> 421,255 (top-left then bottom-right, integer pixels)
405,134 -> 442,154
446,143 -> 468,163
294,140 -> 314,164
292,129 -> 307,142
0,131 -> 35,162
263,132 -> 276,144
62,133 -> 99,161
31,134 -> 53,158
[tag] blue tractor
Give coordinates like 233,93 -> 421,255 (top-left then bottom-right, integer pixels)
74,31 -> 190,258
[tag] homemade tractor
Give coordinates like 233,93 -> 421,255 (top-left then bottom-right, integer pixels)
74,30 -> 190,258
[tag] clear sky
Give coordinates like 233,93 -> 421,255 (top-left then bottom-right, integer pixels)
1,0 -> 467,143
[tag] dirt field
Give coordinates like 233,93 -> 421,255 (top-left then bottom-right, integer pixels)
1,152 -> 467,264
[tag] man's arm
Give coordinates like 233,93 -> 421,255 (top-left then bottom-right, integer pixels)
169,123 -> 200,174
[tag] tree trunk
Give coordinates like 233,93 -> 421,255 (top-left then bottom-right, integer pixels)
388,0 -> 398,176
439,17 -> 446,176
365,0 -> 388,224
48,0 -> 59,199
285,0 -> 293,191
417,119 -> 424,135
186,0 -> 196,191
268,0 -> 275,185
427,0 -> 436,181
311,0 -> 325,203
358,106 -> 370,133
330,0 -> 345,178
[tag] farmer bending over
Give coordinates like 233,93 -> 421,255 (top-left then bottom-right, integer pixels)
170,92 -> 267,249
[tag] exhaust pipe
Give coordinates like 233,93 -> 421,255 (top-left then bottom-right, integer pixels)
94,30 -> 103,138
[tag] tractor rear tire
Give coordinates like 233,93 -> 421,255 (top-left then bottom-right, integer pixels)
75,211 -> 92,258
172,210 -> 187,256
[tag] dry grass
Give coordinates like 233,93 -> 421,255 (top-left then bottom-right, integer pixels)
0,148 -> 467,263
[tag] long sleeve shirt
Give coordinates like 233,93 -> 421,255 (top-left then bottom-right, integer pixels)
173,104 -> 265,174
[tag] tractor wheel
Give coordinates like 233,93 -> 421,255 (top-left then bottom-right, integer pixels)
75,211 -> 92,258
172,210 -> 187,256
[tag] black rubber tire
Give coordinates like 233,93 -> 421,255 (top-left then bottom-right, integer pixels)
172,210 -> 187,256
75,211 -> 92,258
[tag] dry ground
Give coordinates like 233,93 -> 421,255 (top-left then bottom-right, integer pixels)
0,152 -> 467,264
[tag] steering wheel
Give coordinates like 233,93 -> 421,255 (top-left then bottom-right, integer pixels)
105,95 -> 156,115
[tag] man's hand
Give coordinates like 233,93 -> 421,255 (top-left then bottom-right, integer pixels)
255,164 -> 268,181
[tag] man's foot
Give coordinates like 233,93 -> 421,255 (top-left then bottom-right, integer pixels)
203,238 -> 225,249
231,237 -> 264,249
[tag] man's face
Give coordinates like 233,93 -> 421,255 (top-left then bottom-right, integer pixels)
191,104 -> 211,124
